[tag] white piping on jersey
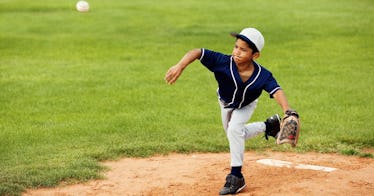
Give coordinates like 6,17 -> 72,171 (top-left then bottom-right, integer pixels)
270,86 -> 281,95
227,56 -> 239,106
239,62 -> 262,108
199,48 -> 205,61
201,49 -> 277,109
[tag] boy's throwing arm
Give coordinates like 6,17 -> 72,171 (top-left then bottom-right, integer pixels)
164,49 -> 202,85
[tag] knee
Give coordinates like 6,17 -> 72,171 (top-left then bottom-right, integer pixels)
227,124 -> 245,138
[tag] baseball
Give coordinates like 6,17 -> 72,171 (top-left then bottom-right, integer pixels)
76,1 -> 89,12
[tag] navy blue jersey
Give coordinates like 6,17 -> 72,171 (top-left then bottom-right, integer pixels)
200,48 -> 281,109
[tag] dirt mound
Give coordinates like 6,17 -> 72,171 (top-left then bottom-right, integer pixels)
24,151 -> 373,196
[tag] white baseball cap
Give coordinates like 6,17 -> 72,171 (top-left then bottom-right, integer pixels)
230,27 -> 265,52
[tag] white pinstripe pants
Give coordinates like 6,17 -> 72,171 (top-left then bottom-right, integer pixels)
219,99 -> 266,167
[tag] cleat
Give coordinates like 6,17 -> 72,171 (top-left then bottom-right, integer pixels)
264,114 -> 281,140
219,174 -> 246,195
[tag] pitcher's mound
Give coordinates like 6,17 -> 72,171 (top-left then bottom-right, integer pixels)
25,151 -> 374,195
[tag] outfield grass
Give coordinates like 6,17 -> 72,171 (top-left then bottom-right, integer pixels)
0,0 -> 373,195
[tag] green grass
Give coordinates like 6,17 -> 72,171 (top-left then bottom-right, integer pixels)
0,0 -> 373,195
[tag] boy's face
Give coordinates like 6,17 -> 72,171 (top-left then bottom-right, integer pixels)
232,39 -> 259,65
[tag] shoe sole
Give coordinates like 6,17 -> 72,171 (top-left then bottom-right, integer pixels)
274,114 -> 281,139
236,184 -> 246,193
219,184 -> 246,195
275,114 -> 281,124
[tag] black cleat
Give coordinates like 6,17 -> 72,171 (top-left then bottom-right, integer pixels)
219,174 -> 246,195
264,114 -> 281,140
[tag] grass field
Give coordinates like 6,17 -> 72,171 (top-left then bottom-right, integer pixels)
0,0 -> 373,195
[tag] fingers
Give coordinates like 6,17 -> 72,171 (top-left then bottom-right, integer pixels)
164,66 -> 181,85
164,68 -> 174,84
285,109 -> 299,118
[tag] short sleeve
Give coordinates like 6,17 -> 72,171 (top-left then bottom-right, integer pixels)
264,74 -> 281,98
199,48 -> 230,72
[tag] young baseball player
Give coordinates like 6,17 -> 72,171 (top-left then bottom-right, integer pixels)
165,27 -> 294,195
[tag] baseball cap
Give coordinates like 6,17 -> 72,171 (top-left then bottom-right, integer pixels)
230,27 -> 265,52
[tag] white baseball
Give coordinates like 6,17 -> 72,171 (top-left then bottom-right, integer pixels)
76,1 -> 89,12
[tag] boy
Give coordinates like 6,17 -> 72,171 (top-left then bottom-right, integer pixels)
164,27 -> 296,195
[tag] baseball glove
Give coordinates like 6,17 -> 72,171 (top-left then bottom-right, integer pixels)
276,110 -> 300,147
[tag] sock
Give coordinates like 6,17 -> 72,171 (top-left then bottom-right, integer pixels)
230,166 -> 243,178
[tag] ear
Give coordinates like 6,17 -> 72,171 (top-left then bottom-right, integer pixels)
253,52 -> 260,60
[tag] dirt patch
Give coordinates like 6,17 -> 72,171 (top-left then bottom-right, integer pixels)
24,151 -> 374,196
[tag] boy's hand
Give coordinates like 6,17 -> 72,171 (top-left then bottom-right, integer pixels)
164,49 -> 201,85
285,109 -> 299,118
165,65 -> 183,85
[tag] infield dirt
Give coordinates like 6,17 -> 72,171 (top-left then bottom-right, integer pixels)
25,151 -> 373,196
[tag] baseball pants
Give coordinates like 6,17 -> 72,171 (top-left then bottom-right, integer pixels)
219,98 -> 266,167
